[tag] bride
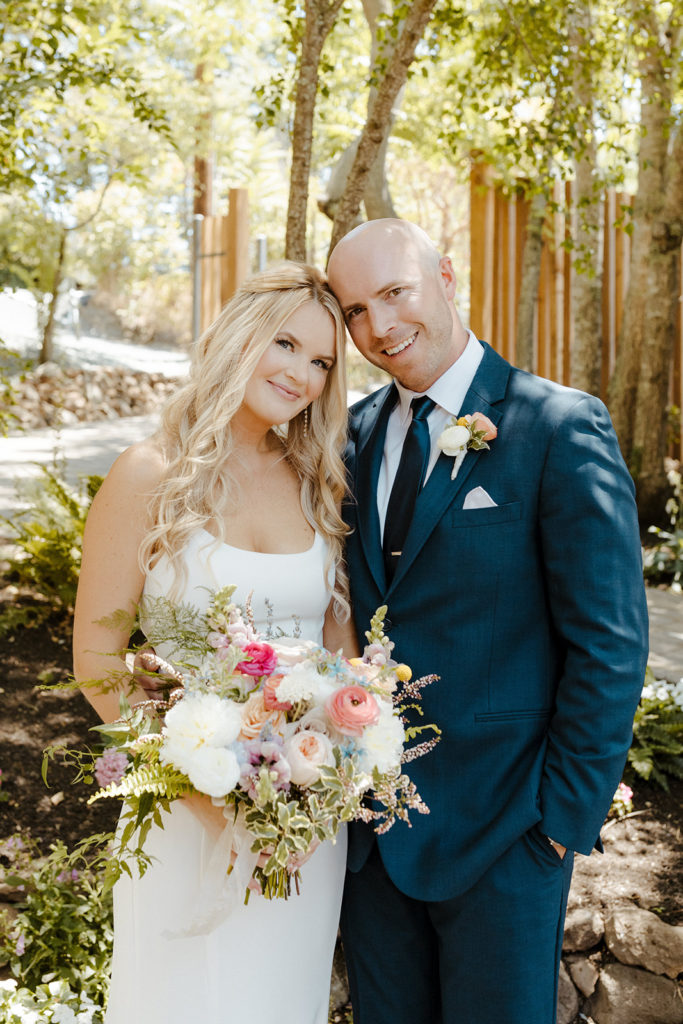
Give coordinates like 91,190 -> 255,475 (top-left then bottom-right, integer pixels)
73,262 -> 359,1024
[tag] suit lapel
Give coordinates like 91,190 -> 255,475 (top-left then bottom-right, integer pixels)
387,344 -> 511,593
351,384 -> 397,593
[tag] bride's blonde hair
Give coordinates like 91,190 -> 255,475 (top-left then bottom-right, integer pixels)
140,261 -> 350,617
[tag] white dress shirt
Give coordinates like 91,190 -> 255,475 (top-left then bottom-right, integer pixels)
378,331 -> 484,537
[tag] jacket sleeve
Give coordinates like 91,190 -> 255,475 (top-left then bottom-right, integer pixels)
536,393 -> 649,855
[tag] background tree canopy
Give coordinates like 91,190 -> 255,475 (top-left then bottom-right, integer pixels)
1,0 -> 681,521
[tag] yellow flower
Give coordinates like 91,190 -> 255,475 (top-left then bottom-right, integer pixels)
395,663 -> 412,682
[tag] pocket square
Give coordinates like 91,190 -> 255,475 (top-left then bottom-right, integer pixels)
463,486 -> 498,510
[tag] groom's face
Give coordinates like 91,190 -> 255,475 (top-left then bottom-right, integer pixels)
328,226 -> 462,393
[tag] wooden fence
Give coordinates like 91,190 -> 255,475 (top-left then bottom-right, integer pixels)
468,165 -> 683,458
195,188 -> 250,334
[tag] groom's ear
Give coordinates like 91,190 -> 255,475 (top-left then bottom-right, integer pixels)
438,256 -> 457,299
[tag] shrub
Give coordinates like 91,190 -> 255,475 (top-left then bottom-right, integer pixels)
627,669 -> 683,790
0,461 -> 102,632
0,836 -> 112,1007
643,460 -> 683,591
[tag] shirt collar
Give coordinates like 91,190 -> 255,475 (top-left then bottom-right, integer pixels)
393,331 -> 484,423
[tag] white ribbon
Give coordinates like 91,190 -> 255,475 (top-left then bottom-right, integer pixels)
163,807 -> 260,939
450,447 -> 468,480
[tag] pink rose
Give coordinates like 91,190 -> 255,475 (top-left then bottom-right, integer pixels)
239,691 -> 286,739
326,685 -> 380,737
236,642 -> 278,678
465,412 -> 497,441
263,674 -> 293,711
285,730 -> 334,786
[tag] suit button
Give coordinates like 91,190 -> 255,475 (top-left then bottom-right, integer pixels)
384,618 -> 393,631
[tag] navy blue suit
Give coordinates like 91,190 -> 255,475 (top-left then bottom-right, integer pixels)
340,344 -> 648,1023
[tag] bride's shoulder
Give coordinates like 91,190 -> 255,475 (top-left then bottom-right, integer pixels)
102,438 -> 167,496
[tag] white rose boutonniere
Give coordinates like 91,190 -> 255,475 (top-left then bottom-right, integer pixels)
437,412 -> 498,480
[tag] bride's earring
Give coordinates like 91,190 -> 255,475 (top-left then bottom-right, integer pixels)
303,406 -> 309,438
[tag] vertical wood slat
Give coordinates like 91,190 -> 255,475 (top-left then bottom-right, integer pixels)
469,164 -> 682,459
198,189 -> 250,333
563,181 -> 573,387
469,164 -> 495,341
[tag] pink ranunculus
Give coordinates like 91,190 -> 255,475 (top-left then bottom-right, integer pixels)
236,642 -> 278,678
263,674 -> 293,711
326,686 -> 380,737
465,412 -> 498,441
94,748 -> 129,788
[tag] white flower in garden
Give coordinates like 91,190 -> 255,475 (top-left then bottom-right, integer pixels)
358,701 -> 405,775
51,1005 -> 78,1024
276,662 -> 322,703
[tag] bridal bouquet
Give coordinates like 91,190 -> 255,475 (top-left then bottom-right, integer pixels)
56,588 -> 439,908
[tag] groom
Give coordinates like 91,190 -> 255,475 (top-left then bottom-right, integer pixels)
327,219 -> 648,1024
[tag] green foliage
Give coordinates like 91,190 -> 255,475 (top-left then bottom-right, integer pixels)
627,670 -> 683,791
643,462 -> 683,589
0,835 -> 112,1007
0,461 -> 101,631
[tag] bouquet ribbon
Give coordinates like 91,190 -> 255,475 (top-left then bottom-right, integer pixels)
163,809 -> 260,938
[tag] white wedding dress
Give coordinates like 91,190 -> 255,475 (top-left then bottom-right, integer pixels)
104,530 -> 347,1024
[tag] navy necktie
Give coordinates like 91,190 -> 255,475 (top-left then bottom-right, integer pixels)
383,395 -> 436,583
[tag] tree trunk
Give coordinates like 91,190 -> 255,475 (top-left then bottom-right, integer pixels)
608,8 -> 683,522
515,190 -> 546,372
285,0 -> 345,261
328,0 -> 440,255
569,4 -> 602,396
40,228 -> 67,365
193,63 -> 213,217
318,0 -> 397,224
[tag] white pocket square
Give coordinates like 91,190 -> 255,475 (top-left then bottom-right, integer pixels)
462,486 -> 497,510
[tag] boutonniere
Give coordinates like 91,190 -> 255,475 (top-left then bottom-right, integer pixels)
436,412 -> 498,480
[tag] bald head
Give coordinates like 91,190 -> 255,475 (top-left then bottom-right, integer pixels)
327,218 -> 467,392
328,219 -> 440,284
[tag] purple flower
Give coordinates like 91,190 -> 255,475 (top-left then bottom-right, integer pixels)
239,738 -> 291,798
94,749 -> 129,788
15,934 -> 25,956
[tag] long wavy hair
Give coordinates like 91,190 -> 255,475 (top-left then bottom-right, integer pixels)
139,261 -> 350,618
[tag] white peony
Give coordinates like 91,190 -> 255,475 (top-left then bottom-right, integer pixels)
436,423 -> 470,456
284,730 -> 335,786
171,744 -> 241,799
358,702 -> 405,775
276,662 -> 322,703
163,692 -> 242,751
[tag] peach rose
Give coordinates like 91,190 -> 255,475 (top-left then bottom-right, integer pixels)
325,685 -> 380,737
239,691 -> 286,739
284,730 -> 334,786
464,412 -> 497,441
263,674 -> 293,712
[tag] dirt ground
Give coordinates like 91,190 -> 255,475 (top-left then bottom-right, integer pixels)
1,615 -> 682,928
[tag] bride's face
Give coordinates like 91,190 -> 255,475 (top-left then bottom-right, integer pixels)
239,300 -> 337,431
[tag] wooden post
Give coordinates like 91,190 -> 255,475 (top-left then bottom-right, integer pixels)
469,163 -> 495,341
563,181 -> 573,387
223,188 -> 250,305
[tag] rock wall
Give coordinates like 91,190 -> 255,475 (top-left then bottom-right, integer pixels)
8,364 -> 180,431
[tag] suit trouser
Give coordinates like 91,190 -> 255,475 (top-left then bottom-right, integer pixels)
340,825 -> 574,1024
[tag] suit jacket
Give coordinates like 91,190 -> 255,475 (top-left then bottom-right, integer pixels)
344,343 -> 649,901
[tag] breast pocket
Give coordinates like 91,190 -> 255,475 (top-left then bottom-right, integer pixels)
450,500 -> 522,528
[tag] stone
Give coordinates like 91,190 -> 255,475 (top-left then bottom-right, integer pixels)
566,954 -> 600,997
557,961 -> 579,1024
605,904 -> 683,978
563,907 -> 605,951
590,963 -> 683,1024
